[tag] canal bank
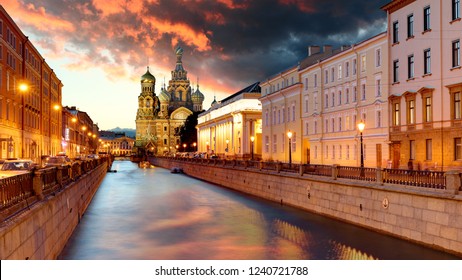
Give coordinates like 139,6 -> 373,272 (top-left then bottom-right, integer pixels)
150,157 -> 462,257
0,161 -> 108,259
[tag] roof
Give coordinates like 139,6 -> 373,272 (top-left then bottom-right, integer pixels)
220,82 -> 261,104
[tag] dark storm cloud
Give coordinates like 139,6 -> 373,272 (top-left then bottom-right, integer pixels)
6,0 -> 390,91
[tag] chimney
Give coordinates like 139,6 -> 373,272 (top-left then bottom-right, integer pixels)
308,45 -> 321,56
323,45 -> 332,54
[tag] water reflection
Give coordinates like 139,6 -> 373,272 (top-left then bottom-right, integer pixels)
59,161 -> 459,260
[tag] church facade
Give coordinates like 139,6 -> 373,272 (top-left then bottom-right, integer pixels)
134,46 -> 204,156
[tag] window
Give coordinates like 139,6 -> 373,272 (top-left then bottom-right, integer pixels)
314,74 -> 317,87
314,121 -> 318,134
346,88 -> 350,104
292,132 -> 296,152
332,145 -> 335,159
325,119 -> 328,133
408,54 -> 414,79
376,79 -> 381,97
393,102 -> 400,126
304,96 -> 309,113
339,117 -> 342,131
345,62 -> 349,77
331,68 -> 335,82
408,99 -> 415,124
338,65 -> 342,79
454,92 -> 461,119
332,118 -> 335,132
292,104 -> 295,121
346,145 -> 350,159
287,107 -> 291,122
315,146 -> 318,159
325,93 -> 329,108
393,60 -> 399,83
265,110 -> 268,126
325,70 -> 328,83
353,86 -> 357,102
410,140 -> 416,160
0,20 -> 3,37
424,96 -> 432,122
426,139 -> 432,160
361,55 -> 366,72
424,49 -> 431,74
339,145 -> 342,159
265,136 -> 269,153
455,138 -> 462,160
361,83 -> 366,100
453,0 -> 460,21
305,121 -> 309,135
376,49 -> 381,67
325,145 -> 329,159
331,92 -> 335,107
281,133 -> 285,153
453,40 -> 460,68
407,14 -> 414,38
353,59 -> 357,75
304,77 -> 308,90
393,21 -> 399,43
273,134 -> 277,153
424,6 -> 431,31
338,91 -> 342,105
376,111 -> 382,128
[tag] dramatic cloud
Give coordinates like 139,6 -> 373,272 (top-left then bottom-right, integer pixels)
3,0 -> 389,97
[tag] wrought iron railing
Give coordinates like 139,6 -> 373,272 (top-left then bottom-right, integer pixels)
338,166 -> 377,182
0,173 -> 33,210
383,169 -> 446,189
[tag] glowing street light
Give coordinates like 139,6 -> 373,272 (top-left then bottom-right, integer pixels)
357,120 -> 365,177
287,131 -> 293,166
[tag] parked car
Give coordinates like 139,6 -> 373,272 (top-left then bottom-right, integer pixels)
0,159 -> 35,178
44,156 -> 72,168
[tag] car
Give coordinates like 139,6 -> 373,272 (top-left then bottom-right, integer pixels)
87,154 -> 100,159
0,159 -> 35,178
44,156 -> 72,168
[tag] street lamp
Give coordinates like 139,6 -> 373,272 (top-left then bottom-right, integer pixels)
250,136 -> 255,160
225,139 -> 229,152
193,142 -> 197,151
183,143 -> 187,152
287,131 -> 293,166
357,120 -> 365,177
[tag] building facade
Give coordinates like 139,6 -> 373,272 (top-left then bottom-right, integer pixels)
134,46 -> 204,155
383,0 -> 462,170
0,5 -> 63,162
260,66 -> 302,163
301,33 -> 390,168
197,82 -> 261,158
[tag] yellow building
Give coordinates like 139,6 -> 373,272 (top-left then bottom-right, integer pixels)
197,82 -> 261,159
300,33 -> 390,168
260,66 -> 303,163
134,46 -> 204,156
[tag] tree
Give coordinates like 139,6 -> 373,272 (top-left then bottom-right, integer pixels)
177,110 -> 204,151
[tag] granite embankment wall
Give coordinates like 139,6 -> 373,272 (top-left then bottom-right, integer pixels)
0,162 -> 107,259
152,158 -> 462,257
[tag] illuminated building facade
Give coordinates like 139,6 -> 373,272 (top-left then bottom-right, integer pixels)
62,106 -> 98,158
300,33 -> 390,168
382,0 -> 462,170
197,82 -> 261,158
260,65 -> 302,163
135,46 -> 204,155
0,5 -> 63,162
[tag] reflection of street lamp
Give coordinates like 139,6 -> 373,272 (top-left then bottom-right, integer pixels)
250,136 -> 255,160
357,120 -> 365,177
287,131 -> 293,166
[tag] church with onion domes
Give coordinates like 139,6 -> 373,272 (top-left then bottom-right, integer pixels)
134,46 -> 205,156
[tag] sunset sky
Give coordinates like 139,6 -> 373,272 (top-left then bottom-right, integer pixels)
3,0 -> 389,130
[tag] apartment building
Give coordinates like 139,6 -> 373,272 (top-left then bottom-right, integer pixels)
300,33 -> 390,168
260,65 -> 302,163
382,0 -> 462,170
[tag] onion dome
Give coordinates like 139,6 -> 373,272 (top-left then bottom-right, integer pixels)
159,88 -> 170,102
141,67 -> 155,83
191,85 -> 205,103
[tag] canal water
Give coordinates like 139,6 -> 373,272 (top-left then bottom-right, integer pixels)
58,160 -> 458,260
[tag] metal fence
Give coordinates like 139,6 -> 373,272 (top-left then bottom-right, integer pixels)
161,156 -> 450,190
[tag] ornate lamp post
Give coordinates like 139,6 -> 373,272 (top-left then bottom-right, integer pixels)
250,136 -> 255,160
357,120 -> 365,177
287,131 -> 293,166
183,143 -> 187,152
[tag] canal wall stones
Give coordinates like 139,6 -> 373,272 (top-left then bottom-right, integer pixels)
152,158 -> 462,257
0,162 -> 108,260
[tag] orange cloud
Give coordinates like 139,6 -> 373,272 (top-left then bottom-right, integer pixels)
216,0 -> 249,9
278,0 -> 316,13
3,0 -> 75,32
